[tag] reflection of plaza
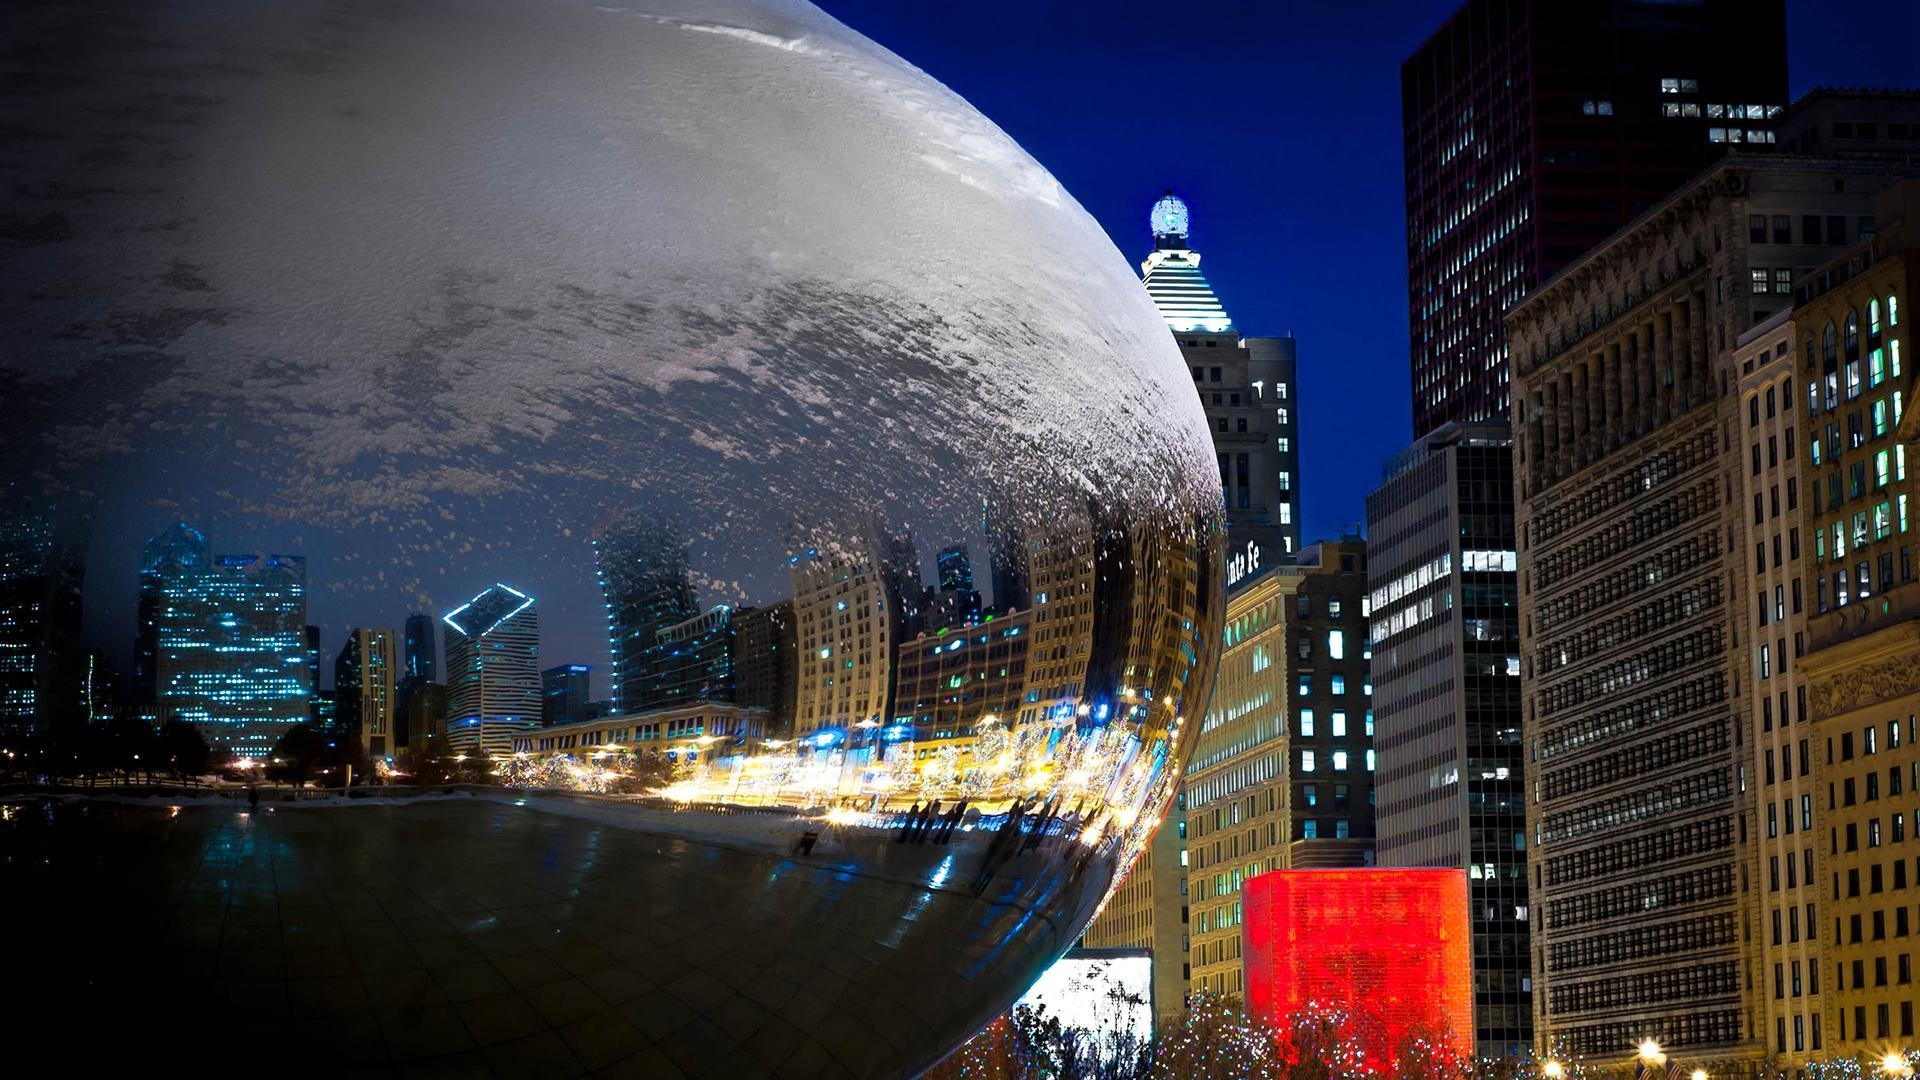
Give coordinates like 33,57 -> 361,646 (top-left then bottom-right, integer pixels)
509,504 -> 1217,882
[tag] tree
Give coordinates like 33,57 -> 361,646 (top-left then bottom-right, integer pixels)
156,720 -> 209,782
265,725 -> 367,787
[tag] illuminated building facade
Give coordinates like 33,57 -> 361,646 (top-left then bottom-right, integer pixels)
1285,539 -> 1376,868
511,701 -> 768,760
636,606 -> 735,710
1509,114 -> 1912,1060
593,515 -> 697,713
1366,422 -> 1529,1055
1013,522 -> 1095,727
890,607 -> 1031,740
1242,869 -> 1475,1068
134,522 -> 207,706
541,664 -> 591,728
1793,179 -> 1919,1053
443,583 -> 540,756
1403,0 -> 1786,437
1142,193 -> 1301,560
0,506 -> 86,741
790,546 -> 892,737
1184,565 -> 1301,999
336,627 -> 398,758
1731,312 -> 1825,1065
156,552 -> 309,756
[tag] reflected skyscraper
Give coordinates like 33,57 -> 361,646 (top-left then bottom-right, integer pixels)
733,602 -> 796,735
403,613 -> 437,688
1142,193 -> 1301,562
134,522 -> 208,705
593,516 -> 697,713
156,551 -> 309,756
337,627 -> 398,758
0,506 -> 87,741
442,583 -> 540,756
791,544 -> 893,737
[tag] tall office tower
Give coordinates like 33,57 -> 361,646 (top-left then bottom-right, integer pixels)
638,606 -> 735,709
1182,539 -> 1373,1000
1731,312 -> 1824,1066
1142,193 -> 1301,560
80,648 -> 122,726
592,515 -> 696,713
303,625 -> 321,694
928,543 -> 982,631
156,552 -> 308,756
1283,539 -> 1376,869
336,628 -> 398,758
733,602 -> 796,734
1365,422 -> 1530,1056
403,613 -> 438,688
541,664 -> 591,728
1792,177 -> 1920,1059
1507,98 -> 1914,1063
789,545 -> 892,737
0,506 -> 86,741
1184,565 -> 1302,1000
134,522 -> 208,705
1402,0 -> 1787,438
442,583 -> 540,756
1012,521 -> 1095,727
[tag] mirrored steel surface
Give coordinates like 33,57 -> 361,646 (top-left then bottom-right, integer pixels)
0,0 -> 1224,1074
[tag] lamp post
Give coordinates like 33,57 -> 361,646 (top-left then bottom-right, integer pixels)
1635,1040 -> 1665,1080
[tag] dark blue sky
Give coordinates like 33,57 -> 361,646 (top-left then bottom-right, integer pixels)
818,0 -> 1920,544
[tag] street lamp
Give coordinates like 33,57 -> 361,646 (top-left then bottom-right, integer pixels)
1690,1070 -> 1707,1080
1882,1052 -> 1916,1079
1542,1061 -> 1564,1079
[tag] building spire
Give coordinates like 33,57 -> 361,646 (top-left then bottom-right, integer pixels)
1141,191 -> 1232,333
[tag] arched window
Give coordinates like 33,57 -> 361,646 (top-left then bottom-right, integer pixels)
1844,311 -> 1860,360
1891,294 -> 1900,326
1823,323 -> 1838,369
1869,298 -> 1882,337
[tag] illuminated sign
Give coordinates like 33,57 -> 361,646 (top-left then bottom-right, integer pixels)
1242,869 -> 1472,1070
1226,541 -> 1262,586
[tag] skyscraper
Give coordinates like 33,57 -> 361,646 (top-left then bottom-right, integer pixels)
442,583 -> 540,756
929,543 -> 981,631
336,627 -> 398,758
0,506 -> 86,742
593,515 -> 697,713
1402,0 -> 1787,437
156,551 -> 309,756
733,602 -> 796,735
1507,97 -> 1915,1063
1365,422 -> 1529,1055
541,664 -> 591,728
134,522 -> 208,705
1142,193 -> 1301,560
403,613 -> 438,688
790,545 -> 892,737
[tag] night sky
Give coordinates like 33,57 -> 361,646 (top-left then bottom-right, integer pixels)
818,0 -> 1920,544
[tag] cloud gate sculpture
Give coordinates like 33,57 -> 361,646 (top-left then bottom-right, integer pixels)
0,0 -> 1224,1074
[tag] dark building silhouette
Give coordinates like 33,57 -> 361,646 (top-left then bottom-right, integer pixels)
734,602 -> 796,734
541,664 -> 592,728
0,506 -> 87,741
403,613 -> 437,688
930,543 -> 982,631
1402,0 -> 1787,437
593,516 -> 697,713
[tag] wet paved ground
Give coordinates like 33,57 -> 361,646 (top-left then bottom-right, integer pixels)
0,793 -> 1102,1078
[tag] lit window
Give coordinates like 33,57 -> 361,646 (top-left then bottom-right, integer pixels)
1332,751 -> 1349,772
1299,709 -> 1315,737
1331,710 -> 1347,737
1330,674 -> 1346,695
1327,630 -> 1344,660
1366,749 -> 1377,771
1301,750 -> 1316,773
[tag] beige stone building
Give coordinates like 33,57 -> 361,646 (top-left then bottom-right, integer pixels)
1509,95 -> 1914,1067
1795,178 -> 1920,1054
